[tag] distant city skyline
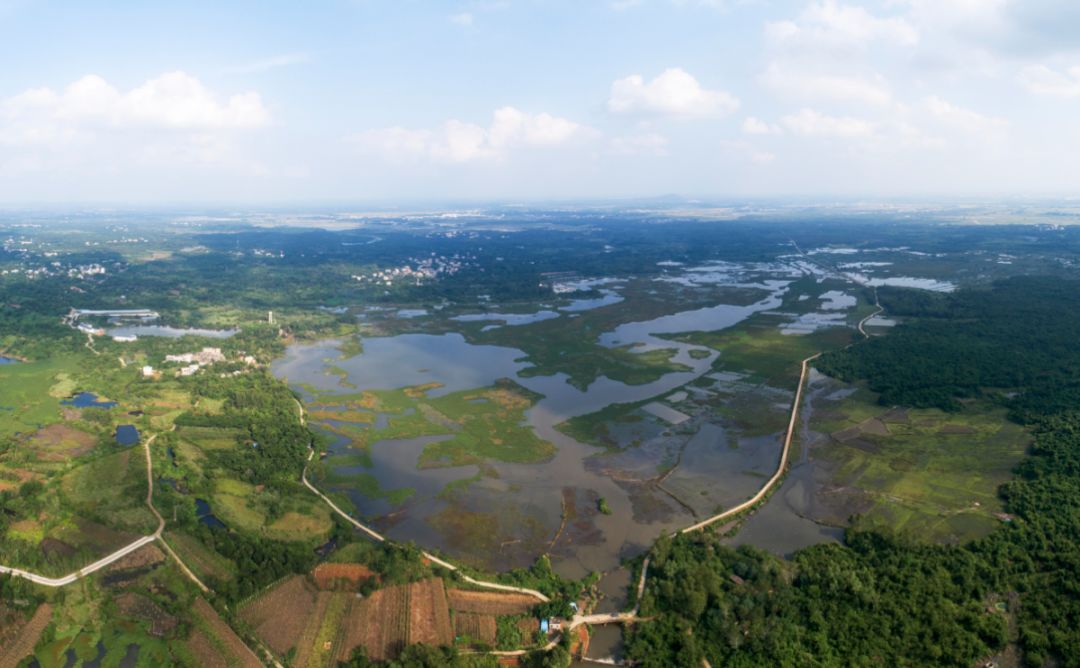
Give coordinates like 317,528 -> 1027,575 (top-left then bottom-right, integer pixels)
3,0 -> 1080,203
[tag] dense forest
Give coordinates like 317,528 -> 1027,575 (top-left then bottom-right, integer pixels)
628,277 -> 1080,667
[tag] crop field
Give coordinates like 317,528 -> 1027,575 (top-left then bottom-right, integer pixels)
312,562 -> 376,590
339,583 -> 410,662
453,612 -> 497,645
304,592 -> 350,668
246,574 -> 458,665
406,578 -> 454,647
292,590 -> 334,667
164,531 -> 236,582
240,575 -> 317,656
446,588 -> 536,616
810,386 -> 1030,543
177,425 -> 243,450
0,603 -> 53,668
187,597 -> 262,668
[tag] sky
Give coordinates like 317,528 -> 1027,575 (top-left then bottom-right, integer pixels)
2,0 -> 1080,204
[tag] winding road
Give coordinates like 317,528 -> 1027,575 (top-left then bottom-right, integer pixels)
0,431 -> 208,591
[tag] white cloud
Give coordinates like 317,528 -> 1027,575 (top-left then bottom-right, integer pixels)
353,106 -> 589,163
449,12 -> 474,26
760,63 -> 892,105
608,67 -> 739,119
781,108 -> 875,137
767,1 -> 918,52
1018,64 -> 1080,97
923,96 -> 1007,132
741,116 -> 782,135
609,132 -> 669,155
1,72 -> 269,145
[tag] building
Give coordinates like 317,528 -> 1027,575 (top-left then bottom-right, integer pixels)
112,334 -> 137,342
141,366 -> 154,377
179,364 -> 200,377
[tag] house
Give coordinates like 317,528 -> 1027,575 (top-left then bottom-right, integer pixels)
112,334 -> 137,342
179,364 -> 200,377
141,366 -> 154,377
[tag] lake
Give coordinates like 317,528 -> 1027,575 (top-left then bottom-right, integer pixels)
272,273 -> 817,576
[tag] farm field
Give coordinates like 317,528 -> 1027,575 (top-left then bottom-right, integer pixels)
244,571 -> 536,664
0,603 -> 53,668
186,597 -> 263,668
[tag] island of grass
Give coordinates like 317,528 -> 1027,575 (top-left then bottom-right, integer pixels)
311,378 -> 556,469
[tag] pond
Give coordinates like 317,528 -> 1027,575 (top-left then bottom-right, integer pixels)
195,498 -> 227,529
62,392 -> 117,409
0,355 -> 18,364
106,325 -> 238,339
115,424 -> 140,447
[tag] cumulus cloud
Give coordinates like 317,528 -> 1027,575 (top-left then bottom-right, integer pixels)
767,0 -> 918,52
1018,64 -> 1080,97
353,106 -> 589,163
1,71 -> 269,146
608,67 -> 739,119
780,108 -> 875,138
742,116 -> 783,135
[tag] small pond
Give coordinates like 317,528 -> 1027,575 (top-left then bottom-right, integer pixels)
115,425 -> 140,447
195,498 -> 227,529
62,392 -> 117,409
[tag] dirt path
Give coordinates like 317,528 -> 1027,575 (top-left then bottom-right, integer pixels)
0,429 -> 207,592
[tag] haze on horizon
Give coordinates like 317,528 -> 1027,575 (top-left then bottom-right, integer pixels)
2,0 -> 1079,204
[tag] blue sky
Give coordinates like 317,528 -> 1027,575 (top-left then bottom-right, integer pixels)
2,0 -> 1080,203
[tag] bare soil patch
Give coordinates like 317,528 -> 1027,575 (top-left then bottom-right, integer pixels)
456,612 -> 498,645
407,579 -> 453,647
0,603 -> 52,668
339,583 -> 409,662
447,588 -> 536,616
29,424 -> 96,459
115,592 -> 178,637
188,597 -> 262,668
240,575 -> 316,656
312,562 -> 376,590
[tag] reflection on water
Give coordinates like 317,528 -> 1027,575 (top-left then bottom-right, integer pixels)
107,325 -> 238,339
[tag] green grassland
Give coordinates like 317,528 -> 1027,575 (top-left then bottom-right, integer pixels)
312,379 -> 555,469
811,387 -> 1030,543
0,355 -> 75,437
